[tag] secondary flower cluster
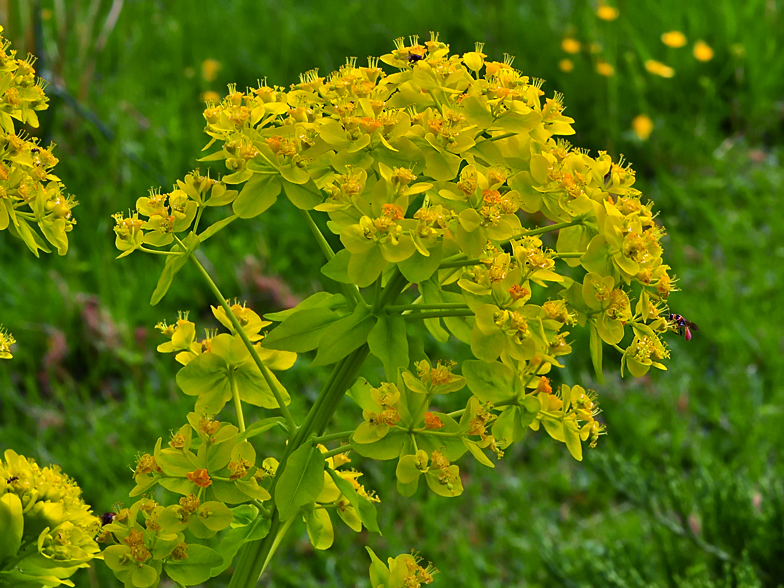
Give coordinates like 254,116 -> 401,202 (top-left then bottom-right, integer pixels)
0,26 -> 76,258
0,450 -> 101,587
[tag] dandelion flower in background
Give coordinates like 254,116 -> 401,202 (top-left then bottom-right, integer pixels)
202,90 -> 221,104
596,2 -> 619,21
645,59 -> 675,78
632,114 -> 654,140
661,31 -> 687,48
561,38 -> 581,54
559,58 -> 575,72
693,40 -> 714,61
0,327 -> 14,359
201,58 -> 221,82
596,60 -> 615,76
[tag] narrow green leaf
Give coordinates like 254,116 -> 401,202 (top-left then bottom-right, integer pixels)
367,314 -> 409,380
311,305 -> 375,366
262,307 -> 342,352
274,443 -> 325,521
589,321 -> 604,385
326,468 -> 380,534
151,233 -> 200,306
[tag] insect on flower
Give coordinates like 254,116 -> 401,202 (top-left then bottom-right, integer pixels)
668,313 -> 698,341
100,512 -> 116,526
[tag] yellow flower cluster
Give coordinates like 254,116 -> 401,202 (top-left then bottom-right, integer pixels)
0,26 -> 76,258
0,450 -> 101,587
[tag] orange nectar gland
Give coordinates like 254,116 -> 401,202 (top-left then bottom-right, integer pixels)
424,412 -> 445,430
187,468 -> 212,488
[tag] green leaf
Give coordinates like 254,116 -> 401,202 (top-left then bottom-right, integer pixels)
367,314 -> 409,380
589,321 -> 604,385
239,417 -> 286,441
463,360 -> 517,403
326,468 -> 380,534
265,292 -> 345,322
151,232 -> 200,306
275,443 -> 325,521
320,249 -> 352,284
366,546 -> 390,588
198,215 -> 237,242
305,506 -> 334,550
262,307 -> 342,352
282,178 -> 323,209
131,564 -> 159,588
164,544 -> 223,586
311,305 -> 375,366
0,493 -> 23,560
350,428 -> 408,460
397,241 -> 443,283
232,174 -> 281,219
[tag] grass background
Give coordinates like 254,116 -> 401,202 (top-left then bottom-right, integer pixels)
1,0 -> 783,586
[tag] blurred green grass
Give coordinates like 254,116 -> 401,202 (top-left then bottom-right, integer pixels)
1,0 -> 783,586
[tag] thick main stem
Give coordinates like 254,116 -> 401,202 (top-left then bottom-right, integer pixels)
228,269 -> 409,587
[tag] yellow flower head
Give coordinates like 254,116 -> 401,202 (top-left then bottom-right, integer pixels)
201,58 -> 221,82
596,60 -> 615,77
596,3 -> 619,21
561,38 -> 581,54
559,58 -> 575,73
632,114 -> 654,140
0,326 -> 14,358
645,59 -> 675,78
693,40 -> 714,61
661,31 -> 687,48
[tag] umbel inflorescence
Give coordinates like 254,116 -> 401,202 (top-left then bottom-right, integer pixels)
110,33 -> 681,587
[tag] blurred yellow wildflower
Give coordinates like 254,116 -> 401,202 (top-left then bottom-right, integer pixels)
596,3 -> 619,21
0,327 -> 14,359
661,31 -> 687,48
589,42 -> 603,54
559,58 -> 575,72
202,90 -> 221,104
596,60 -> 615,77
201,58 -> 222,82
645,59 -> 675,78
561,38 -> 581,54
632,114 -> 654,140
693,40 -> 714,61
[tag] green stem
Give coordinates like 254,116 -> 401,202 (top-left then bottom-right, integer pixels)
403,310 -> 474,321
553,252 -> 584,259
300,209 -> 364,308
299,209 -> 335,261
188,253 -> 297,433
386,302 -> 469,313
259,515 -> 297,577
229,371 -> 246,433
320,446 -> 352,459
139,247 -> 178,255
505,216 -> 587,242
312,430 -> 353,444
439,257 -> 481,269
228,347 -> 370,588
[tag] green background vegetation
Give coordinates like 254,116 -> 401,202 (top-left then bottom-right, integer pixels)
1,0 -> 783,586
